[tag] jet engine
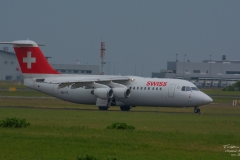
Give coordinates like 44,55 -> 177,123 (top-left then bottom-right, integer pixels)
91,88 -> 113,99
112,88 -> 131,99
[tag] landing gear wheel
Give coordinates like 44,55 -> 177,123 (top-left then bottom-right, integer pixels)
98,106 -> 109,110
194,108 -> 198,113
98,98 -> 112,111
194,106 -> 200,114
120,106 -> 131,111
197,108 -> 200,113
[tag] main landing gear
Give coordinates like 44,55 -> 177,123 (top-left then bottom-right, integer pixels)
98,106 -> 109,110
120,106 -> 131,111
194,106 -> 201,114
97,98 -> 132,111
98,99 -> 112,111
98,105 -> 132,111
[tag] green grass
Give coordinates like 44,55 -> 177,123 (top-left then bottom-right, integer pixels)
0,82 -> 240,159
200,88 -> 240,104
0,90 -> 50,97
0,97 -> 240,159
0,81 -> 25,89
201,88 -> 240,96
211,97 -> 237,104
0,81 -> 49,97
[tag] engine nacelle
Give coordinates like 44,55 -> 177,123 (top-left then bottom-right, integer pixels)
91,88 -> 113,99
112,88 -> 131,99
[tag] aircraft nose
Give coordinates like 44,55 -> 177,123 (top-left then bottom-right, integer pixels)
203,95 -> 213,104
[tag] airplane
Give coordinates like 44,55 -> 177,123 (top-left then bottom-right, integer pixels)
0,40 -> 213,113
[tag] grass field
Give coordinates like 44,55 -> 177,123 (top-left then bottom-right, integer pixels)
0,81 -> 49,97
0,81 -> 240,159
0,98 -> 240,159
202,88 -> 240,96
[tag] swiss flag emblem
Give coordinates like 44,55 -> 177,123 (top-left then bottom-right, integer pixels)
23,52 -> 36,69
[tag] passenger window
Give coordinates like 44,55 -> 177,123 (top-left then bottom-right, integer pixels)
141,87 -> 142,90
148,87 -> 150,90
152,87 -> 154,90
156,88 -> 158,90
160,88 -> 162,90
186,86 -> 191,91
130,87 -> 132,89
133,87 -> 135,90
137,87 -> 139,90
144,87 -> 146,90
181,86 -> 185,91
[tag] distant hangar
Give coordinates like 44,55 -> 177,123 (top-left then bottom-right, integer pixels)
152,55 -> 240,88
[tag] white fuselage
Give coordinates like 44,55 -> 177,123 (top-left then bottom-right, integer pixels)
0,40 -> 212,112
24,75 -> 212,107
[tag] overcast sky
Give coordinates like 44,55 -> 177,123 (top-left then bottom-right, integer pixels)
1,0 -> 240,77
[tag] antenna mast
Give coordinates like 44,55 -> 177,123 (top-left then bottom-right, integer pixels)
100,42 -> 106,75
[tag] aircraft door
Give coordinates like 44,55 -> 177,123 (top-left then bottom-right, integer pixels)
168,84 -> 176,98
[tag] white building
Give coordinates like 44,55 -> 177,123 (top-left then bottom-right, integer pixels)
152,56 -> 240,87
0,48 -> 22,81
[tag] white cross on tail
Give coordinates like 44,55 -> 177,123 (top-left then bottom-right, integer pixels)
23,52 -> 36,69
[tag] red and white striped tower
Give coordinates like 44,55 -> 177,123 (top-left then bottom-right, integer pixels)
100,42 -> 106,75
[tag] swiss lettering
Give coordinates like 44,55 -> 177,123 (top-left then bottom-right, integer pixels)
146,81 -> 168,86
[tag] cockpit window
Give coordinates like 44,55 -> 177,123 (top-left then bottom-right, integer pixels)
186,86 -> 191,91
191,87 -> 199,91
182,86 -> 193,91
181,86 -> 185,91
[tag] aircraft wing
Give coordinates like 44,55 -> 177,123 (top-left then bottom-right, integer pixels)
43,76 -> 131,89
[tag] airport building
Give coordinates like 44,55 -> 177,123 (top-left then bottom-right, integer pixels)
152,55 -> 240,88
0,48 -> 22,81
0,48 -> 99,81
52,64 -> 99,75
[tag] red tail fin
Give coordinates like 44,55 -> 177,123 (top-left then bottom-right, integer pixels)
14,47 -> 58,74
0,40 -> 59,75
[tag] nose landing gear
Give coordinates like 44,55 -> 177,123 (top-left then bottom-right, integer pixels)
194,106 -> 201,114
